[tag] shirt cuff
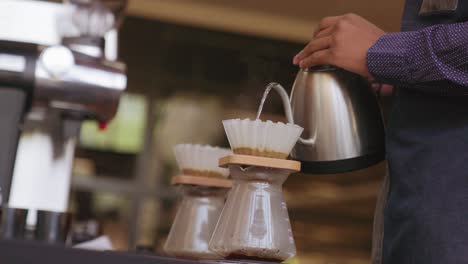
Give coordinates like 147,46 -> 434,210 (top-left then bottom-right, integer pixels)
366,32 -> 417,84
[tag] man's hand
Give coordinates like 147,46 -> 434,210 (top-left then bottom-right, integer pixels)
293,13 -> 384,79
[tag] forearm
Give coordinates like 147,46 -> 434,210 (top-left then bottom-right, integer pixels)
367,22 -> 468,95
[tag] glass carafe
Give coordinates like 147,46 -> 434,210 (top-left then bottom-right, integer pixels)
164,185 -> 229,260
209,165 -> 296,262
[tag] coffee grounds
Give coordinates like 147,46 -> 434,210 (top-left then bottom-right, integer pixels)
233,148 -> 287,159
182,169 -> 225,178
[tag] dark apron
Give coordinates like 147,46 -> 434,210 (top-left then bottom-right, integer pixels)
373,1 -> 468,264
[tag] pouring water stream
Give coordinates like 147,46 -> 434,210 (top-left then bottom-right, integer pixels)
255,82 -> 295,124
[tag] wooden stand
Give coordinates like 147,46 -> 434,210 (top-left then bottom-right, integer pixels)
219,154 -> 301,172
171,175 -> 232,188
171,155 -> 299,188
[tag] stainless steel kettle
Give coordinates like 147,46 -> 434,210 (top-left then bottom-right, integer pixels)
270,65 -> 385,174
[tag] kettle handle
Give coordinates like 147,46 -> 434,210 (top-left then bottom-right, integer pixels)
266,82 -> 313,146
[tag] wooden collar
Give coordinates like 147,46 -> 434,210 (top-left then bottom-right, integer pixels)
219,154 -> 301,172
171,175 -> 233,188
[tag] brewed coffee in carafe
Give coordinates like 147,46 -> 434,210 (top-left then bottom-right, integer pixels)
209,165 -> 297,262
210,118 -> 303,262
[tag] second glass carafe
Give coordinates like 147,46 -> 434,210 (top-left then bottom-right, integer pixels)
164,185 -> 229,260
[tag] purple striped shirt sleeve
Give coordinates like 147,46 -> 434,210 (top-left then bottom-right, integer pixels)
367,22 -> 468,95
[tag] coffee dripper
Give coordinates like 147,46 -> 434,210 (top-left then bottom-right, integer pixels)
209,118 -> 303,262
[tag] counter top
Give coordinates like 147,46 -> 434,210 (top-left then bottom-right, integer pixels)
0,240 -> 198,264
0,240 -> 277,264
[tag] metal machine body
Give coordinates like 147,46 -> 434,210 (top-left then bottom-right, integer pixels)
0,40 -> 37,205
0,0 -> 127,225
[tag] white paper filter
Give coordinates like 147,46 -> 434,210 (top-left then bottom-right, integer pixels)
174,144 -> 232,178
223,119 -> 304,159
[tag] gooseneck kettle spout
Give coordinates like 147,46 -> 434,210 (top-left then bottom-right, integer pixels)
265,82 -> 294,123
264,82 -> 314,146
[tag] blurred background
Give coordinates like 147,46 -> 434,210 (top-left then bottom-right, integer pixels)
4,0 -> 405,263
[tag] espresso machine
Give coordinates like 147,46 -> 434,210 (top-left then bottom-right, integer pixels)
0,0 -> 127,236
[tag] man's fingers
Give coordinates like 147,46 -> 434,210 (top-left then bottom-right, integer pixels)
314,26 -> 335,39
293,36 -> 332,65
299,49 -> 333,69
313,16 -> 342,36
295,15 -> 342,65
